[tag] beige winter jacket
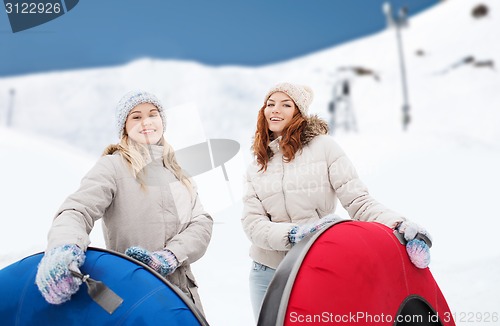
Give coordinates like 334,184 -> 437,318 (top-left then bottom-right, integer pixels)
47,145 -> 213,312
242,116 -> 406,269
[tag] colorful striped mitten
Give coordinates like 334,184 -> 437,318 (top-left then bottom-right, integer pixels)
406,239 -> 431,269
35,244 -> 85,304
288,214 -> 343,245
395,221 -> 432,269
125,246 -> 179,277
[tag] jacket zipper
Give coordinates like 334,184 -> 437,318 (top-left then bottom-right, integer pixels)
280,155 -> 292,220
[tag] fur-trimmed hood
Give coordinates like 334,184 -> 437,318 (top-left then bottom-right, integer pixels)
268,114 -> 329,155
102,144 -> 121,156
301,115 -> 329,146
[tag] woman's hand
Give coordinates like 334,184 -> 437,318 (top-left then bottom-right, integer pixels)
288,214 -> 344,245
395,221 -> 432,269
35,244 -> 86,304
125,246 -> 179,277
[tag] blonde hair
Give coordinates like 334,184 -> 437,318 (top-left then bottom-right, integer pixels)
103,135 -> 193,195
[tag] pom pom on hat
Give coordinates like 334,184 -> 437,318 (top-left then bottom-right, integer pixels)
115,90 -> 166,138
264,82 -> 314,117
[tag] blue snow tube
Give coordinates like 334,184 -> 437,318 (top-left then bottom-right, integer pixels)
0,247 -> 209,325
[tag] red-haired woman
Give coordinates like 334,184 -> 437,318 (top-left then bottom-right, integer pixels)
242,82 -> 432,320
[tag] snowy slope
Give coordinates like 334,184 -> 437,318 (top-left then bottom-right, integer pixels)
1,0 -> 499,325
0,128 -> 104,262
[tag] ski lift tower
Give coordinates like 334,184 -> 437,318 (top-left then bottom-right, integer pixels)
383,2 -> 411,131
328,76 -> 358,135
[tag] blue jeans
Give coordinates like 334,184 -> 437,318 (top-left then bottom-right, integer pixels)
249,261 -> 276,321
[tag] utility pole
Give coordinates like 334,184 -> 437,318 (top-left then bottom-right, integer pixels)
6,88 -> 16,127
383,2 -> 411,131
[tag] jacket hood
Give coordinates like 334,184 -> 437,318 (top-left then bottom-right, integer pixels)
102,144 -> 121,156
267,115 -> 329,155
301,115 -> 329,146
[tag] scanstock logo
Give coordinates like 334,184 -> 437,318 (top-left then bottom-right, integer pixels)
4,0 -> 79,33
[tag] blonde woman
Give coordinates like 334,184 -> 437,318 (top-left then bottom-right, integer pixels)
35,91 -> 213,314
242,82 -> 432,319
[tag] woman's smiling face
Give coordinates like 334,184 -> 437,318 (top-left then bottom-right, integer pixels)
125,103 -> 164,144
264,92 -> 298,138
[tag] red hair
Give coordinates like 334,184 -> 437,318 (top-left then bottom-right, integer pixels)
252,102 -> 307,172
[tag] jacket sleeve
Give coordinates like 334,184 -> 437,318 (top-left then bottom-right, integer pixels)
47,156 -> 117,251
241,169 -> 296,251
164,182 -> 213,266
324,136 -> 406,228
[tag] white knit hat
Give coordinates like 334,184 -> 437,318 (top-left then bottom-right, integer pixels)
115,90 -> 166,138
264,82 -> 314,116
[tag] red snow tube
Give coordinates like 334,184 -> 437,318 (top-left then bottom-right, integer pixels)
258,221 -> 455,326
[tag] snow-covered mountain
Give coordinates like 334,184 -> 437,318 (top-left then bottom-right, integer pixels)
1,0 -> 498,155
1,0 -> 499,325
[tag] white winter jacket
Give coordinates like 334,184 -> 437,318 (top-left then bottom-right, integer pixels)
242,116 -> 405,269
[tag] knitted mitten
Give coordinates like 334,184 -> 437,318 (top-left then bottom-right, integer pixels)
288,214 -> 342,245
395,221 -> 432,268
406,239 -> 431,269
125,246 -> 179,277
35,244 -> 85,304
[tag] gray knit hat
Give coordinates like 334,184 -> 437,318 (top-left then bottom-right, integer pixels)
264,82 -> 314,116
115,90 -> 166,138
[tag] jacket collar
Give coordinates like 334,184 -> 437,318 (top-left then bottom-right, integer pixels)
149,145 -> 164,160
269,136 -> 282,154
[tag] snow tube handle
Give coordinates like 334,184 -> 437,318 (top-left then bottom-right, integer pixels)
393,230 -> 432,248
70,270 -> 123,314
